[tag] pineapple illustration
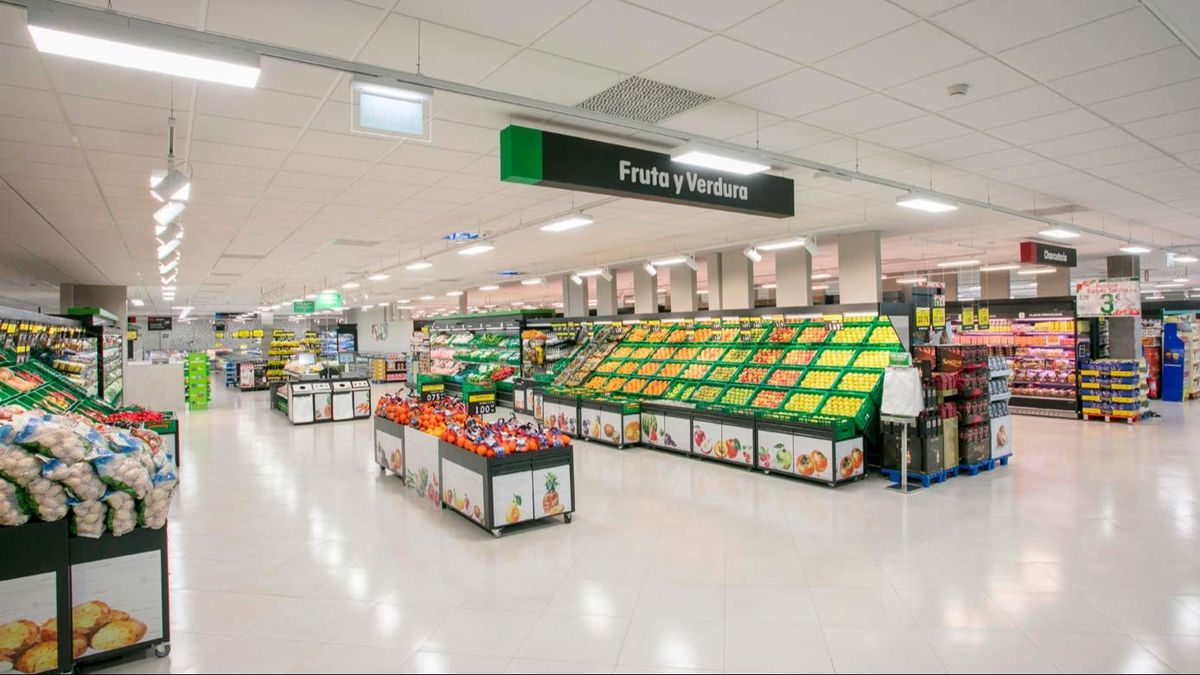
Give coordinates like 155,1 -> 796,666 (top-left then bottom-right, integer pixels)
542,472 -> 564,516
505,494 -> 523,524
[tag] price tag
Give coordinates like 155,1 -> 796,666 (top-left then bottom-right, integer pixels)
978,306 -> 990,326
932,306 -> 946,327
963,306 -> 975,328
419,382 -> 445,402
467,391 -> 497,416
915,307 -> 931,328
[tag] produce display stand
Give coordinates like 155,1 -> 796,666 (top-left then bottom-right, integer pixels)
236,359 -> 269,391
691,407 -> 754,466
273,375 -> 371,424
63,308 -> 124,408
365,352 -> 407,383
577,396 -> 641,448
183,352 -> 209,411
373,414 -> 574,537
0,520 -> 72,675
541,391 -> 579,437
145,413 -> 180,468
639,400 -> 692,454
757,415 -> 866,486
428,310 -> 553,407
511,377 -> 545,416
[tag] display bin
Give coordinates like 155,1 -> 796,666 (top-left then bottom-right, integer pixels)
733,365 -> 772,386
819,391 -> 875,433
691,408 -> 754,466
578,397 -> 641,447
812,346 -> 861,369
439,440 -> 574,537
778,346 -> 819,367
639,401 -> 693,454
745,385 -> 789,412
0,520 -> 73,675
373,415 -> 408,475
780,389 -> 829,416
68,527 -> 171,669
661,380 -> 697,401
687,383 -> 727,406
541,392 -> 579,437
512,378 -> 543,415
756,416 -> 866,485
692,346 -> 729,363
832,367 -> 885,403
762,363 -> 806,388
675,361 -> 711,381
798,366 -> 843,391
145,414 -> 180,468
704,363 -> 744,386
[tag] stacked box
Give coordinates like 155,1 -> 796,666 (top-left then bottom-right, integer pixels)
1080,359 -> 1148,419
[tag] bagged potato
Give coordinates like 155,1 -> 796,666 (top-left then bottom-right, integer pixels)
139,464 -> 177,529
104,490 -> 136,536
41,458 -> 106,501
92,453 -> 151,499
0,443 -> 41,486
0,476 -> 31,526
69,496 -> 106,538
26,477 -> 68,522
14,415 -> 87,464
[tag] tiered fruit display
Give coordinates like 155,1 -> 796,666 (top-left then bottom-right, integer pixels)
853,351 -> 891,369
752,349 -> 782,364
631,347 -> 653,359
693,327 -> 714,342
626,327 -> 649,342
782,349 -> 816,365
713,327 -> 739,342
666,331 -> 688,343
798,326 -> 829,342
784,392 -> 823,413
603,377 -> 627,392
722,348 -> 751,362
802,370 -> 839,389
658,362 -> 684,378
838,372 -> 880,393
675,347 -> 699,360
585,375 -> 607,389
869,324 -> 901,344
738,367 -> 769,384
596,360 -> 620,373
681,363 -> 709,379
623,378 -> 647,394
697,347 -> 725,362
647,327 -> 671,342
691,385 -> 722,403
637,362 -> 660,376
767,326 -> 796,343
664,382 -> 694,400
821,395 -> 864,418
613,346 -> 633,358
817,349 -> 855,367
652,347 -> 676,360
643,380 -> 668,397
617,361 -> 638,375
720,387 -> 753,406
376,393 -> 571,457
831,326 -> 869,343
767,368 -> 802,387
751,389 -> 785,409
709,366 -> 738,382
740,327 -> 766,342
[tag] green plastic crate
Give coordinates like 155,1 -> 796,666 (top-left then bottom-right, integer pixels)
813,346 -> 860,369
747,385 -> 790,411
734,364 -> 772,386
832,368 -> 884,402
778,345 -> 820,367
798,367 -> 842,391
763,363 -> 808,388
662,380 -> 697,401
718,346 -> 754,364
779,389 -> 828,415
704,363 -> 742,385
687,383 -> 726,405
818,391 -> 874,432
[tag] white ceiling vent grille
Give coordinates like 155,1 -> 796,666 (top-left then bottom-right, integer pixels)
576,77 -> 713,124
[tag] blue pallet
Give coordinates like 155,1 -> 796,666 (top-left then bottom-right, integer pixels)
880,468 -> 946,488
943,465 -> 960,478
959,456 -> 1010,475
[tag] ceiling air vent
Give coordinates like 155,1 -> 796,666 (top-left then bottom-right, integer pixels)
576,76 -> 713,124
1023,204 -> 1089,217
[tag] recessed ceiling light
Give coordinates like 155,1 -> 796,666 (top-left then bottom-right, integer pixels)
896,276 -> 927,284
406,261 -> 433,270
446,290 -> 463,297
1120,244 -> 1152,254
1017,267 -> 1056,275
936,259 -> 980,268
396,298 -> 410,304
670,146 -> 769,175
812,273 -> 832,280
1038,227 -> 1080,240
479,284 -> 500,291
979,264 -> 1021,272
342,281 -> 360,289
540,212 -> 593,232
1174,254 -> 1199,264
130,298 -> 144,307
419,295 -> 434,301
305,293 -> 316,300
361,304 -> 375,310
368,273 -> 389,281
520,277 -> 544,286
896,192 -> 957,213
457,243 -> 494,256
812,284 -> 830,291
1156,282 -> 1185,289
758,237 -> 809,252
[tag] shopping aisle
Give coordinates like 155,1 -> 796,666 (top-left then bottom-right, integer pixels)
104,385 -> 1200,674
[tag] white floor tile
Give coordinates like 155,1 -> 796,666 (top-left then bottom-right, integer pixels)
419,607 -> 540,657
988,591 -> 1120,633
922,628 -> 1056,673
724,584 -> 818,624
546,578 -> 643,617
632,581 -> 725,621
514,613 -> 630,664
809,587 -> 916,627
506,658 -> 614,673
616,618 -> 725,670
286,643 -> 414,673
1133,633 -> 1200,673
398,651 -> 513,673
723,621 -> 833,673
1026,631 -> 1173,673
182,636 -> 322,674
897,590 -> 1017,630
822,625 -> 946,673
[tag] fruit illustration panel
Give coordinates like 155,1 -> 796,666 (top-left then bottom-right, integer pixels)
757,429 -> 793,473
721,423 -> 754,466
639,411 -> 665,447
691,418 -> 721,456
0,572 -> 57,674
404,432 -> 442,505
313,393 -> 332,421
597,410 -> 622,444
579,408 -> 604,441
794,435 -> 834,481
376,428 -> 404,474
991,416 -> 1012,459
660,413 -> 691,453
492,471 -> 533,525
622,414 -> 641,444
440,460 -> 485,525
834,438 -> 866,482
70,551 -> 164,658
541,402 -> 559,431
532,465 -> 572,519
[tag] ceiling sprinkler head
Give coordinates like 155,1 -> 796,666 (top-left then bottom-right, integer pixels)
947,83 -> 969,97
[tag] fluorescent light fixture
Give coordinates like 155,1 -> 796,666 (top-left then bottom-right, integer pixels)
154,221 -> 183,246
936,259 -> 980,268
540,212 -> 593,232
129,298 -> 144,307
153,200 -> 186,227
896,276 -> 927,284
575,268 -> 612,280
761,283 -> 777,289
1017,267 -> 1056,275
305,294 -> 316,300
397,299 -> 411,304
160,272 -> 176,286
321,288 -> 335,294
479,284 -> 500,291
342,281 -> 360,289
446,290 -> 464,297
1156,282 -> 1185,289
520,277 -> 544,286
406,260 -> 433,270
812,273 -> 832,280
361,305 -> 375,310
1175,254 -> 1199,264
570,274 -> 583,286
652,256 -> 686,266
896,192 -> 957,213
642,262 -> 657,277
149,168 -> 190,203
670,145 -> 769,175
1174,277 -> 1189,283
350,75 -> 432,141
979,263 -> 1021,272
26,8 -> 261,88
158,253 -> 180,276
1120,244 -> 1152,254
457,243 -> 494,256
368,273 -> 390,281
1039,227 -> 1080,240
684,257 -> 699,272
812,170 -> 852,183
812,284 -> 830,291
743,246 -> 762,263
758,237 -> 809,252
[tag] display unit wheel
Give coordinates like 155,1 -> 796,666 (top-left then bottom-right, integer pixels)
490,528 -> 502,538
563,513 -> 572,524
154,642 -> 171,658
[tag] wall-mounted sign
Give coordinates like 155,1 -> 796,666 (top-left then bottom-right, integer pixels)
1020,241 -> 1076,267
147,316 -> 172,331
293,300 -> 316,314
213,321 -> 226,332
315,292 -> 342,310
1075,279 -> 1141,317
500,125 -> 795,218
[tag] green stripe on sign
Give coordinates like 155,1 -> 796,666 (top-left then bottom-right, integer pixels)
500,125 -> 543,184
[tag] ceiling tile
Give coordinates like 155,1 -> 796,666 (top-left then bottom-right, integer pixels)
187,141 -> 287,169
256,57 -> 341,98
282,153 -> 373,178
1049,46 -> 1200,105
293,129 -> 395,162
273,171 -> 356,192
0,116 -> 75,146
391,0 -> 586,46
206,0 -> 385,59
0,44 -> 50,89
941,85 -> 1074,129
60,96 -> 186,136
195,85 -> 322,128
859,114 -> 973,149
189,161 -> 276,184
818,22 -> 980,90
383,144 -> 478,172
931,0 -> 1136,53
1061,142 -> 1164,170
999,8 -> 1177,81
726,120 -> 840,153
362,164 -> 451,186
1025,126 -> 1139,157
357,16 -> 521,86
885,57 -> 1034,112
189,115 -> 298,152
478,50 -> 620,106
534,0 -> 707,74
1155,130 -> 1200,154
626,0 -> 776,31
989,108 -> 1110,146
0,140 -> 85,166
1091,78 -> 1200,124
0,85 -> 62,122
728,68 -> 868,118
800,94 -> 924,134
1150,0 -> 1200,52
890,0 -> 971,16
905,131 -> 1010,161
1090,155 -> 1182,179
948,146 -> 1042,171
727,0 -> 915,64
1124,108 -> 1200,139
660,101 -> 782,139
642,36 -> 797,98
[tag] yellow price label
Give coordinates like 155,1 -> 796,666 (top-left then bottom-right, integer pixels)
978,307 -> 990,326
932,307 -> 946,326
963,307 -> 975,327
915,307 -> 931,328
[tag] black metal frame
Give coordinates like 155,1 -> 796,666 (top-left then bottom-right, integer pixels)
0,520 -> 72,674
576,397 -> 640,449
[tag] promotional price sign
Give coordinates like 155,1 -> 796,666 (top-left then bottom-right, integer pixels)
962,306 -> 975,328
1075,279 -> 1141,317
467,391 -> 496,416
932,306 -> 946,327
915,307 -> 931,328
419,382 -> 445,402
978,306 -> 990,326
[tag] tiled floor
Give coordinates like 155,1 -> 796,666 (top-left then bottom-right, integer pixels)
99,386 -> 1200,673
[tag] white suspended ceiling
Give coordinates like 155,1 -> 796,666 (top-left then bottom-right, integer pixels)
0,0 -> 1197,314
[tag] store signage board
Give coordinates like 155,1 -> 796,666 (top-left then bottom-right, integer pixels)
500,125 -> 795,218
1075,279 -> 1141,317
1020,241 -> 1077,267
932,306 -> 946,326
147,316 -> 171,331
978,306 -> 990,326
962,306 -> 975,328
293,300 -> 316,314
915,307 -> 931,328
315,292 -> 342,310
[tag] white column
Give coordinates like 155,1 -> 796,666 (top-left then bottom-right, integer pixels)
704,253 -> 723,311
837,231 -> 882,304
1037,268 -> 1070,297
633,266 -> 657,314
720,250 -> 755,310
669,265 -> 698,312
596,272 -> 618,316
457,292 -> 468,314
775,247 -> 812,308
561,275 -> 588,317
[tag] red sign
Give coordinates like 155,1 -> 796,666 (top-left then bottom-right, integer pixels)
1021,241 -> 1076,267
